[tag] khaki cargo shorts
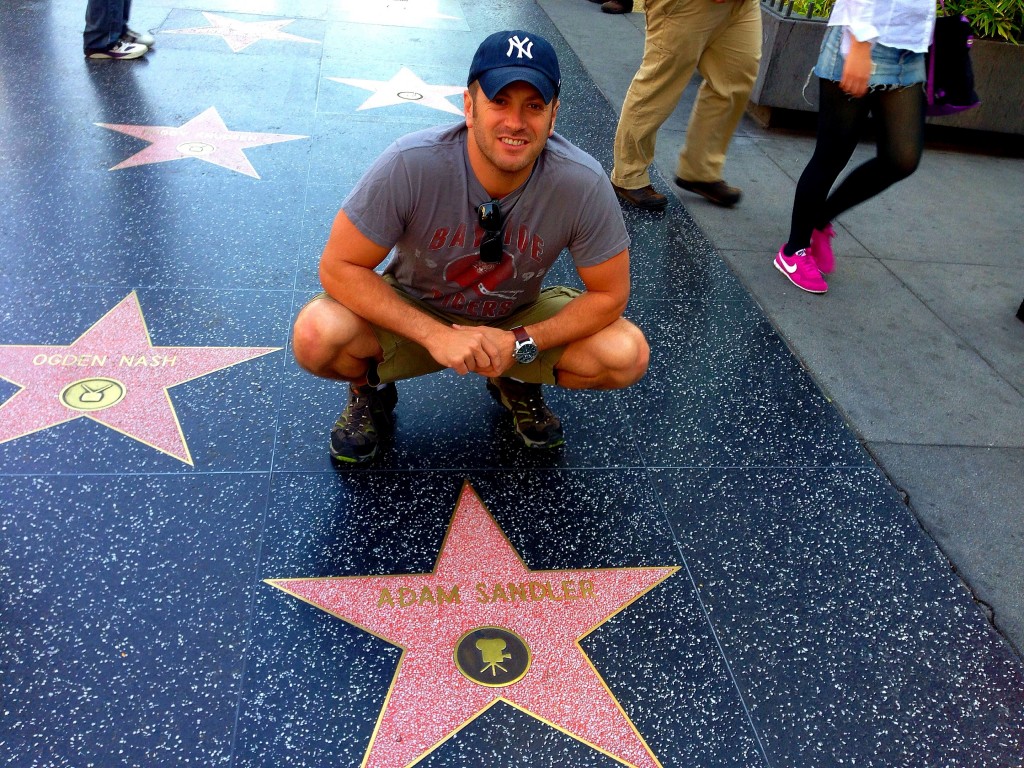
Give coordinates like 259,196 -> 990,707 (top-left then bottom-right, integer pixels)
308,276 -> 581,386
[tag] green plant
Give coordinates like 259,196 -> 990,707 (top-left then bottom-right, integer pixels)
782,0 -> 1022,43
946,0 -> 1022,42
786,0 -> 834,17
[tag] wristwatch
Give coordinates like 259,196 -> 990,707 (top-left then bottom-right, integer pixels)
510,326 -> 539,365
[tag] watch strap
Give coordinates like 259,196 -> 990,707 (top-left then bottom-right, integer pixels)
511,326 -> 531,344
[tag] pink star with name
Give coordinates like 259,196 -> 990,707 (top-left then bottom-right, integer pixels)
96,107 -> 306,178
162,12 -> 320,53
0,293 -> 279,464
269,482 -> 678,768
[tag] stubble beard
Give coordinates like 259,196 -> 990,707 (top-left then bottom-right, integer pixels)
470,103 -> 551,179
473,124 -> 538,176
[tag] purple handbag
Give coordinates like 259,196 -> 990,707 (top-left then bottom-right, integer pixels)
926,11 -> 981,116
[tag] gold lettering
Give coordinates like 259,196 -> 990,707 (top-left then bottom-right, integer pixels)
437,585 -> 460,605
119,354 -> 176,367
507,582 -> 529,602
542,582 -> 563,602
381,581 -> 676,608
34,354 -> 107,367
490,583 -> 509,603
378,584 -> 461,609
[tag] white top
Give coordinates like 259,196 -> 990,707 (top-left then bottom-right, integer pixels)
828,0 -> 936,54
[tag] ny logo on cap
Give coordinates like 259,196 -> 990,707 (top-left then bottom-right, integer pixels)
505,35 -> 533,59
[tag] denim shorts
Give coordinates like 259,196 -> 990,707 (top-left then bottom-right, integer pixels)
814,25 -> 926,87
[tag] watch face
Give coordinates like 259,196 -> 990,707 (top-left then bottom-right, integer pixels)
514,341 -> 539,365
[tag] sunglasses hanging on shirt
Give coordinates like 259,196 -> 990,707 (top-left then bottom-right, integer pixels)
476,199 -> 503,263
473,162 -> 537,264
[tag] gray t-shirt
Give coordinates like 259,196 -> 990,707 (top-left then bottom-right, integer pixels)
341,123 -> 629,320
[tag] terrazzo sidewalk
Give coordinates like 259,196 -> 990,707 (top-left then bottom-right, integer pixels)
1,1 -> 1022,766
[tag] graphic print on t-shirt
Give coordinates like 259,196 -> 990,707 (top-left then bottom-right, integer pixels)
431,219 -> 548,318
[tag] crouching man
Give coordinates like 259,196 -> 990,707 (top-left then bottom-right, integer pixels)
292,30 -> 649,463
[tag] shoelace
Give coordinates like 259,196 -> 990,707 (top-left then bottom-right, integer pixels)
513,389 -> 554,424
339,393 -> 374,436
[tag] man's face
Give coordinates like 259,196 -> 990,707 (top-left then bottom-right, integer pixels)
464,81 -> 559,178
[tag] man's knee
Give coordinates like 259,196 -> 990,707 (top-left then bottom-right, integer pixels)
292,300 -> 334,373
560,319 -> 649,390
603,320 -> 650,388
292,297 -> 373,376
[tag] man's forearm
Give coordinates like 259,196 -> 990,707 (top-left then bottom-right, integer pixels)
322,262 -> 445,347
526,290 -> 627,351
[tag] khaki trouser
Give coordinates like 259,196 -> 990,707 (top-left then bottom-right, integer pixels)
611,0 -> 762,188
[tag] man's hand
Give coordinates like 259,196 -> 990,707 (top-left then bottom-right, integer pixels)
840,38 -> 872,98
455,324 -> 518,377
425,324 -> 513,376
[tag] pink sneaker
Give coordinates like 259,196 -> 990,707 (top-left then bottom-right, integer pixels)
774,246 -> 828,293
810,224 -> 836,274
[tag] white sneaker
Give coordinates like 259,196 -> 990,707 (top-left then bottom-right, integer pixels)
85,39 -> 148,60
124,27 -> 155,47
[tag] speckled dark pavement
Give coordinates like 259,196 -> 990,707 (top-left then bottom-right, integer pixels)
1,2 -> 1022,767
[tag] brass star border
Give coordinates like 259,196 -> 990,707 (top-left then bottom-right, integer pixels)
268,481 -> 679,768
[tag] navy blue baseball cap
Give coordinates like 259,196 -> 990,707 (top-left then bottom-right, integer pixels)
468,30 -> 561,104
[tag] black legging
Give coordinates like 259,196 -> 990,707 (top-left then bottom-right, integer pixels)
786,78 -> 925,253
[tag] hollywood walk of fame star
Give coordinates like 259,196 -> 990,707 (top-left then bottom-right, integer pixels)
268,482 -> 678,768
96,107 -> 307,179
0,293 -> 279,465
331,0 -> 460,26
161,12 -> 320,53
328,66 -> 465,115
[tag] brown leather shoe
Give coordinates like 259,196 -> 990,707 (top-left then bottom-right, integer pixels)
674,177 -> 742,207
601,0 -> 634,12
612,183 -> 667,211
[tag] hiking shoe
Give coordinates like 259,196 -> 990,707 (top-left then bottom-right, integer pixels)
674,177 -> 742,207
810,224 -> 836,274
486,378 -> 564,449
330,383 -> 398,464
774,246 -> 828,294
124,27 -> 156,47
85,39 -> 148,59
612,183 -> 667,211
